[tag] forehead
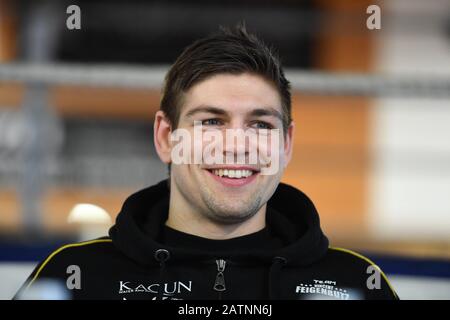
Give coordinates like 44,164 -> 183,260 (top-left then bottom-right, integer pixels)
180,73 -> 282,117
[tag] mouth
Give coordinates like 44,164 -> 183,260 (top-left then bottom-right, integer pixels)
204,167 -> 259,187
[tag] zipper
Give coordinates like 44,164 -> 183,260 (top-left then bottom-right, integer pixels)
213,259 -> 227,299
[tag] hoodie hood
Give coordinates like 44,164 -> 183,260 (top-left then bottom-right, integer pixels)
17,180 -> 398,300
109,179 -> 329,267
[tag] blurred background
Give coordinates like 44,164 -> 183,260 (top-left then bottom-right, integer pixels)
0,0 -> 449,299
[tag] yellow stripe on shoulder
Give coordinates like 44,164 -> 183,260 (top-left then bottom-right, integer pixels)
26,239 -> 113,290
329,246 -> 398,299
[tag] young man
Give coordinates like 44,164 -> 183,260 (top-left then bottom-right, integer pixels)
16,25 -> 398,300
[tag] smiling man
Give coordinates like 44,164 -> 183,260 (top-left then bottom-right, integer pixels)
157,71 -> 289,239
16,25 -> 398,300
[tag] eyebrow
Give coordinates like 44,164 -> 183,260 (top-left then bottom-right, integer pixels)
249,108 -> 283,122
184,106 -> 228,118
184,105 -> 283,122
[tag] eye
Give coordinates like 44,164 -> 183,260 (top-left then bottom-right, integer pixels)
251,121 -> 273,130
202,118 -> 223,126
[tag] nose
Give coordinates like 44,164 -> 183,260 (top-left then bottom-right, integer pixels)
222,124 -> 251,163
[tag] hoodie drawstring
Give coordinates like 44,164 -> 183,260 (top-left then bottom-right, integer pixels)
153,250 -> 286,300
154,249 -> 170,300
268,256 -> 287,299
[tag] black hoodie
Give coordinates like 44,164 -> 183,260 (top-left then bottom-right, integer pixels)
16,180 -> 399,300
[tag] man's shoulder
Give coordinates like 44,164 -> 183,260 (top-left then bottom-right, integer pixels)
325,247 -> 377,266
44,237 -> 115,261
14,238 -> 118,299
315,246 -> 399,299
319,246 -> 391,278
32,238 -> 116,277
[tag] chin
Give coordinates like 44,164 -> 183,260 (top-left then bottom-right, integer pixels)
208,211 -> 256,224
205,199 -> 261,220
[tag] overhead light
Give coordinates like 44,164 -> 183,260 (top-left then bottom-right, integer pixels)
68,203 -> 112,225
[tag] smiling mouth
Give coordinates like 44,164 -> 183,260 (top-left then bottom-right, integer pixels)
208,168 -> 255,179
204,167 -> 259,187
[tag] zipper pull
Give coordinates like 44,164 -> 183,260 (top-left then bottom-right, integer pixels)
213,259 -> 226,292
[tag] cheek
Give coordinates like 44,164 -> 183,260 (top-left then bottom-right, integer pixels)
256,132 -> 283,163
173,164 -> 193,181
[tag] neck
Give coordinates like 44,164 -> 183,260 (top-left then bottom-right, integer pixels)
166,182 -> 266,240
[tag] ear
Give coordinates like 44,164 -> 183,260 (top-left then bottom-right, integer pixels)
154,110 -> 172,164
283,121 -> 295,168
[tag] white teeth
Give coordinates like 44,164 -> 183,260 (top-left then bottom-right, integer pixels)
211,169 -> 254,179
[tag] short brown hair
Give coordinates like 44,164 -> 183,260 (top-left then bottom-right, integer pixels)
160,23 -> 292,134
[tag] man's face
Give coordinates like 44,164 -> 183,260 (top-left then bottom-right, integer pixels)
166,73 -> 293,224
